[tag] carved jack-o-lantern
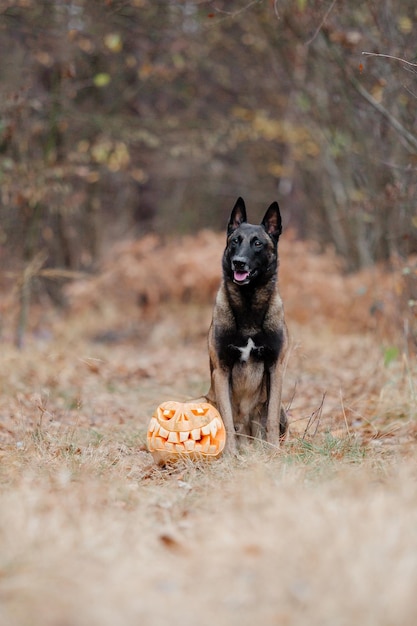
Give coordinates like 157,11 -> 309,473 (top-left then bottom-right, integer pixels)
147,400 -> 226,464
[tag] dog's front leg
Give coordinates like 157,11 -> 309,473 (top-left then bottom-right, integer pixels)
265,364 -> 284,446
212,367 -> 237,455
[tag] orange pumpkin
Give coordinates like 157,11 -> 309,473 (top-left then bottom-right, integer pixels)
147,400 -> 226,464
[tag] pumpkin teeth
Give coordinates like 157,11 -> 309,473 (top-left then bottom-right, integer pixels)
201,436 -> 210,453
167,431 -> 179,443
149,430 -> 223,456
209,420 -> 218,438
148,417 -> 158,433
154,436 -> 166,448
147,405 -> 226,458
191,428 -> 201,441
158,426 -> 169,439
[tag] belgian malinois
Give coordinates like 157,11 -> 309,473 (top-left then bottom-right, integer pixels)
205,197 -> 288,454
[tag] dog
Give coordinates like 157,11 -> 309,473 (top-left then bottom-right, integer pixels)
205,197 -> 288,454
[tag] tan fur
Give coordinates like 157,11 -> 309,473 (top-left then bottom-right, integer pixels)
206,287 -> 288,454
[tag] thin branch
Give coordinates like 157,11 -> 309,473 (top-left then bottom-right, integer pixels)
375,159 -> 417,172
339,389 -> 351,438
349,74 -> 417,153
305,0 -> 338,46
362,51 -> 417,68
205,0 -> 262,29
312,397 -> 324,438
213,0 -> 262,18
39,268 -> 87,280
302,392 -> 326,440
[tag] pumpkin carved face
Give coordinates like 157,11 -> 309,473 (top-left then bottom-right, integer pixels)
147,401 -> 226,464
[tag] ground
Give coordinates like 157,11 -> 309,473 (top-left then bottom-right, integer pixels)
0,231 -> 416,626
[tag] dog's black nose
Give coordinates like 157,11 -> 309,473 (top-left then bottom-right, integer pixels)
233,259 -> 247,271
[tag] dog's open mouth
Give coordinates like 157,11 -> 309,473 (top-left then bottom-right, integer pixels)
233,270 -> 256,284
234,270 -> 249,283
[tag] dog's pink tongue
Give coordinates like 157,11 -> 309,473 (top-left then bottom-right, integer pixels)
234,270 -> 249,282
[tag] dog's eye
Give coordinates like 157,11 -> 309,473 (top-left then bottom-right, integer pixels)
232,237 -> 239,245
253,239 -> 263,248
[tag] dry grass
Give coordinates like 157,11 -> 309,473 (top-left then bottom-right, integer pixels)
1,231 -> 417,625
1,435 -> 417,626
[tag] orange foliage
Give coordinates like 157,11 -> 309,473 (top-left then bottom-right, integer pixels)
65,230 -> 412,344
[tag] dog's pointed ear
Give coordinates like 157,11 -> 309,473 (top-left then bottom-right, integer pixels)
227,197 -> 247,236
261,201 -> 282,242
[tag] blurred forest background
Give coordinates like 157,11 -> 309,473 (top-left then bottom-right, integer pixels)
2,5 -> 417,623
0,0 -> 416,314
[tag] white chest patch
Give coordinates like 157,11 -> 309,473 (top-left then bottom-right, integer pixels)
237,337 -> 256,363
